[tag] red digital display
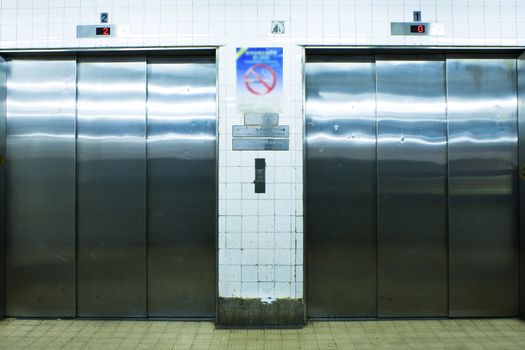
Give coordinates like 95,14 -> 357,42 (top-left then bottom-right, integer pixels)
410,25 -> 426,33
96,27 -> 111,36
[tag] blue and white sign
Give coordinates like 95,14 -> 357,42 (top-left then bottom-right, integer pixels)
236,47 -> 283,112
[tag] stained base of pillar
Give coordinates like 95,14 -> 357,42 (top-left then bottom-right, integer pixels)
217,297 -> 304,328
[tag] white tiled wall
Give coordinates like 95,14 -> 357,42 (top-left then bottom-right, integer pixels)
2,0 -> 525,48
218,45 -> 304,299
1,0 -> 524,301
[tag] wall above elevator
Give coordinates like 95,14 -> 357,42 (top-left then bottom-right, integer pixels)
0,0 -> 524,326
0,0 -> 524,48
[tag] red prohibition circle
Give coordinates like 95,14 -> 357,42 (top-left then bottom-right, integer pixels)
243,63 -> 277,96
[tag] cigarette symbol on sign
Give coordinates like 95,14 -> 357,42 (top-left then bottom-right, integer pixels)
243,63 -> 277,95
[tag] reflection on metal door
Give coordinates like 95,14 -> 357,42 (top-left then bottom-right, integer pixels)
0,56 -> 6,319
3,52 -> 217,318
448,56 -> 519,317
306,58 -> 377,318
6,57 -> 77,317
376,55 -> 448,317
519,53 -> 525,318
147,56 -> 216,317
76,56 -> 148,317
306,52 -> 519,318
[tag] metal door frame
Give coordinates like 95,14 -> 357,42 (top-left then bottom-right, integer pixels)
304,47 -> 525,321
0,56 -> 6,320
518,52 -> 525,318
0,48 -> 219,320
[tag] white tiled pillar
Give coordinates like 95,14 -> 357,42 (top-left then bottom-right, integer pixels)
217,44 -> 304,316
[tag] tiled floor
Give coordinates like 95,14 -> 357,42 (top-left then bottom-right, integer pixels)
0,318 -> 524,349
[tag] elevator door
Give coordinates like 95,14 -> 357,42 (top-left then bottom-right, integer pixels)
305,58 -> 377,318
0,57 -> 5,319
447,55 -> 519,316
6,57 -> 77,317
4,52 -> 217,318
376,55 -> 448,317
306,53 -> 519,318
76,56 -> 148,317
147,57 -> 216,317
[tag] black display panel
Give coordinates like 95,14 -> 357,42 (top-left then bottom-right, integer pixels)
96,27 -> 111,36
410,25 -> 426,33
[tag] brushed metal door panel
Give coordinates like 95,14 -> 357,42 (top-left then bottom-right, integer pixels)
77,56 -> 147,317
447,55 -> 519,317
5,57 -> 77,317
376,55 -> 448,317
305,59 -> 378,317
0,56 -> 5,319
147,58 -> 216,317
519,53 -> 525,319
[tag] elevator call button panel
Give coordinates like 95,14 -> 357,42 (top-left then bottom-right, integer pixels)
254,158 -> 266,193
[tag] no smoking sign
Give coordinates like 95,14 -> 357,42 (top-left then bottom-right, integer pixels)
236,47 -> 283,112
243,63 -> 277,95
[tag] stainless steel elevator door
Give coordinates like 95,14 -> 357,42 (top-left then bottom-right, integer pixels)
1,52 -> 217,319
519,53 -> 525,318
376,55 -> 448,317
5,57 -> 77,317
0,57 -> 7,319
76,56 -> 148,317
306,52 -> 519,318
305,59 -> 378,318
147,57 -> 216,317
447,56 -> 519,317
